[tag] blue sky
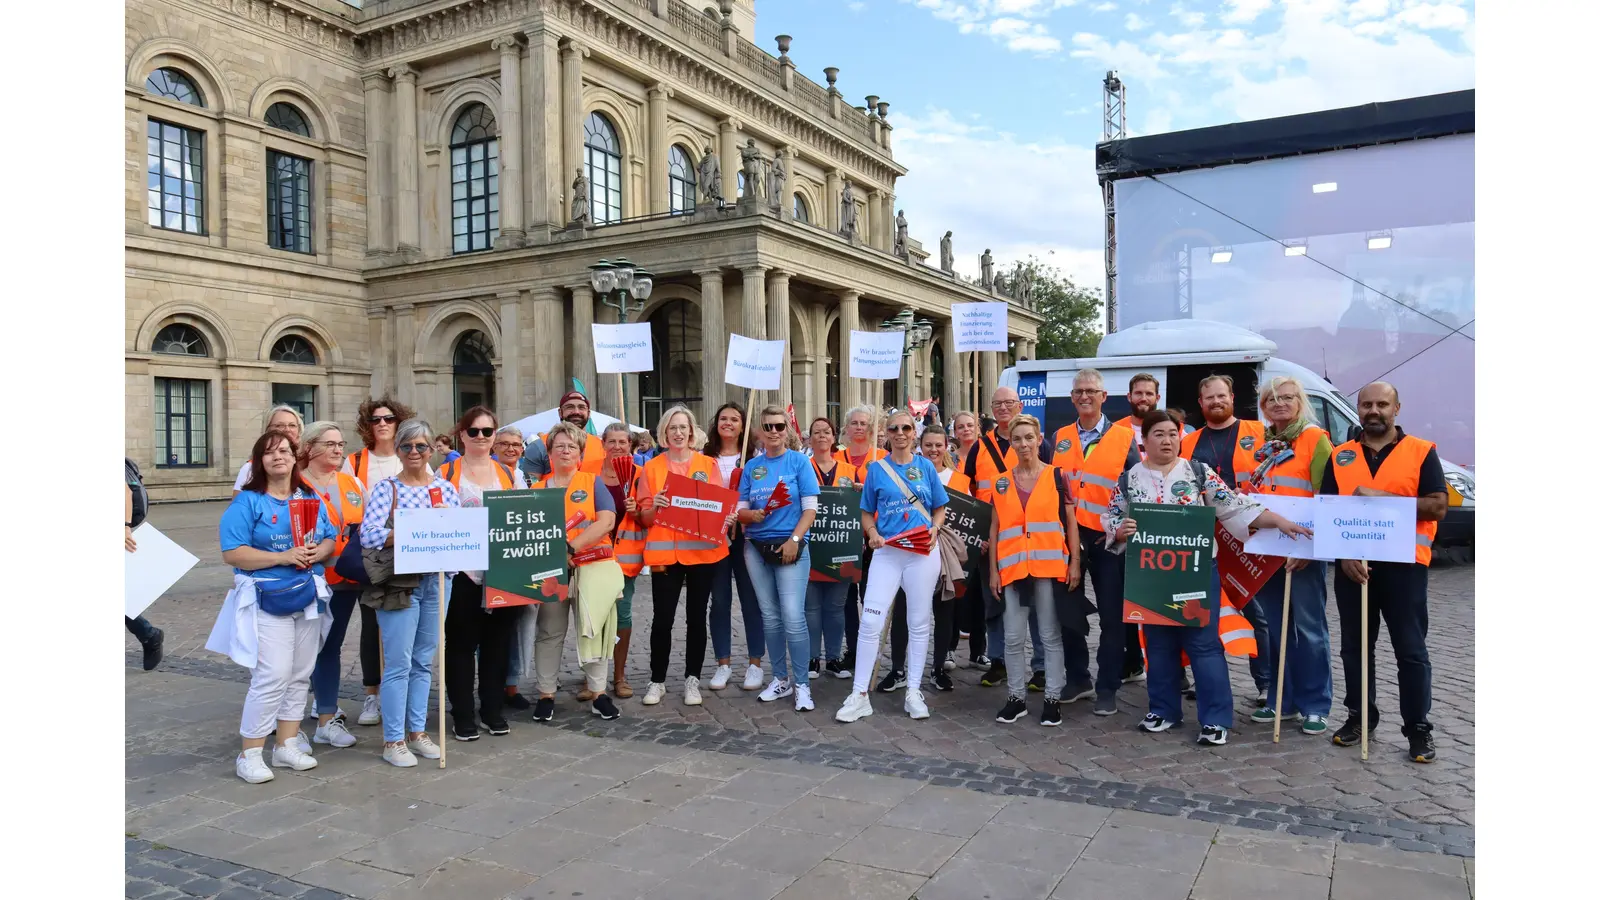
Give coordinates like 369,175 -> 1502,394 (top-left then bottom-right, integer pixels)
758,0 -> 1475,288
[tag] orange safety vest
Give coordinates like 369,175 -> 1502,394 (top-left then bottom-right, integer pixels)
814,456 -> 860,488
1053,421 -> 1136,532
1179,420 -> 1267,490
970,428 -> 1021,504
639,453 -> 729,567
532,470 -> 614,563
347,448 -> 372,488
835,447 -> 887,470
991,466 -> 1070,588
305,472 -> 366,586
1329,434 -> 1439,566
941,468 -> 973,496
1249,426 -> 1327,497
439,458 -> 517,491
604,473 -> 647,578
542,431 -> 607,475
1138,600 -> 1258,660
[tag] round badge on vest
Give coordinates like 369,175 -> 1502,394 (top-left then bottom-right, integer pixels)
995,475 -> 1010,494
1335,448 -> 1357,466
1170,480 -> 1195,499
1056,438 -> 1072,453
751,466 -> 768,481
345,490 -> 362,507
692,471 -> 709,481
906,466 -> 922,482
570,489 -> 588,503
1239,435 -> 1256,451
840,476 -> 853,487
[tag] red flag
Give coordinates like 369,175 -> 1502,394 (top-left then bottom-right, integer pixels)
288,496 -> 319,547
428,486 -> 444,508
787,403 -> 801,436
762,479 -> 792,514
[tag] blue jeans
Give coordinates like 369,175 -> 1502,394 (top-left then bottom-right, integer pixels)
312,589 -> 360,716
1241,597 -> 1273,692
375,575 -> 451,743
743,542 -> 813,685
1144,569 -> 1232,729
1258,561 -> 1332,718
806,579 -> 848,660
712,534 -> 766,662
1075,530 -> 1127,698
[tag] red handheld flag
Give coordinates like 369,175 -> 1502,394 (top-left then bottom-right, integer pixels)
288,496 -> 319,547
428,486 -> 444,508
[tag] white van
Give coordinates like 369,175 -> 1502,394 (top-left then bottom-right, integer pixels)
999,319 -> 1474,558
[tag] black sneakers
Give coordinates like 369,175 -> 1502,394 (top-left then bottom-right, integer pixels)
979,661 -> 1008,687
504,690 -> 532,711
1027,671 -> 1046,693
1039,699 -> 1062,727
876,670 -> 907,693
972,654 -> 993,668
1407,731 -> 1436,763
1331,718 -> 1367,747
532,696 -> 555,722
483,714 -> 510,736
826,658 -> 852,679
592,694 -> 620,720
451,718 -> 480,742
996,696 -> 1028,723
932,670 -> 954,692
1138,713 -> 1177,733
808,658 -> 822,679
1197,725 -> 1228,746
141,627 -> 165,672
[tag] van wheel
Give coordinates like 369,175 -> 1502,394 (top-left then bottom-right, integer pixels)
1438,545 -> 1473,566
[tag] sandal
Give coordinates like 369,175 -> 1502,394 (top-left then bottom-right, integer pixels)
576,687 -> 597,702
614,679 -> 634,699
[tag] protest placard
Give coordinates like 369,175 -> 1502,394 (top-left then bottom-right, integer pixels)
1122,502 -> 1215,627
848,330 -> 905,381
724,333 -> 785,390
483,489 -> 569,607
808,486 -> 864,583
393,507 -> 489,575
951,302 -> 1009,352
1312,495 -> 1418,564
125,523 -> 199,619
655,472 -> 739,546
592,322 -> 653,374
1244,494 -> 1327,559
941,488 -> 992,595
1215,520 -> 1283,605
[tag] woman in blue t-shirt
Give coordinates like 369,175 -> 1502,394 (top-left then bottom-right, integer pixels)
737,405 -> 821,711
218,430 -> 337,784
835,410 -> 949,724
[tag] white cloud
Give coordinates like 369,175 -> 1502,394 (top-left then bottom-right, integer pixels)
985,16 -> 1063,52
1090,1 -> 1118,11
1221,0 -> 1275,25
1394,2 -> 1471,31
1346,0 -> 1390,20
848,1 -> 867,11
1125,13 -> 1150,31
1169,3 -> 1206,27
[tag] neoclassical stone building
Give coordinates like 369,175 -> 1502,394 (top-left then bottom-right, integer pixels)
126,0 -> 1041,499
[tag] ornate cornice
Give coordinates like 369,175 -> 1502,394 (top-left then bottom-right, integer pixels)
194,0 -> 359,56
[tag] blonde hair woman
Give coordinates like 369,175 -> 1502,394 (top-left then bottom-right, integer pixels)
232,404 -> 305,497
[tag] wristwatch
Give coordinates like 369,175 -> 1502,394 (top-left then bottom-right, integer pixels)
789,535 -> 802,544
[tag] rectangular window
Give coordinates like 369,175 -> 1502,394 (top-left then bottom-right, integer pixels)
267,151 -> 313,253
147,119 -> 205,235
154,377 -> 209,467
271,383 -> 316,423
451,138 -> 500,253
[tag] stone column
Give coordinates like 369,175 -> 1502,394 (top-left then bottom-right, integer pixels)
497,291 -> 523,412
739,265 -> 768,342
824,169 -> 841,232
719,118 -> 739,203
868,190 -> 884,251
697,268 -> 727,414
647,84 -> 670,215
493,36 -> 525,248
766,271 -> 792,401
838,289 -> 861,412
393,304 -> 417,404
369,308 -> 391,397
523,26 -> 562,233
571,284 -> 597,400
883,187 -> 896,250
980,349 -> 1000,410
559,39 -> 585,223
388,66 -> 420,257
530,287 -> 565,410
942,321 -> 962,413
792,358 -> 816,426
360,72 -> 392,255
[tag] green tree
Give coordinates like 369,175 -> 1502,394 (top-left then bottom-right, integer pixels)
1016,256 -> 1103,361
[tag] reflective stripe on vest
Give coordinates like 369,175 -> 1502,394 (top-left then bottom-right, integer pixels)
1056,423 -> 1134,532
1267,476 -> 1316,492
992,465 -> 1070,587
1218,604 -> 1257,658
1257,427 -> 1326,497
1328,434 -> 1439,566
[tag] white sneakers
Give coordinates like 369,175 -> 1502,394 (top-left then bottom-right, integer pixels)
905,689 -> 930,720
708,664 -> 733,690
358,694 -> 381,726
271,740 -> 318,771
684,676 -> 704,706
794,684 -> 815,712
314,719 -> 358,748
758,678 -> 793,703
286,732 -> 312,756
407,735 -> 442,760
235,748 -> 274,784
384,742 -> 418,768
835,692 -> 874,723
742,664 -> 765,691
642,682 -> 666,706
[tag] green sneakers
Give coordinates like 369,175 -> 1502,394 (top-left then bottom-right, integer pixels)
1300,715 -> 1329,736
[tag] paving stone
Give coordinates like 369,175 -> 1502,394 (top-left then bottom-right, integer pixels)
877,785 -> 1006,838
706,824 -> 846,876
568,749 -> 670,781
603,771 -> 722,808
1108,808 -> 1222,838
1332,859 -> 1472,900
916,857 -> 1062,900
591,823 -> 720,878
991,797 -> 1113,837
241,827 -> 375,878
654,795 -> 780,839
639,860 -> 796,900
1191,858 -> 1332,900
371,858 -> 535,900
710,771 -> 822,806
1211,827 -> 1337,877
212,888 -> 270,900
505,772 -> 620,807
1082,824 -> 1213,876
827,824 -> 966,876
809,770 -> 926,806
765,794 -> 890,838
341,824 -> 489,877
211,796 -> 344,840
294,859 -> 411,899
126,795 -> 243,841
316,795 -> 452,839
392,769 -> 520,810
425,794 -> 563,838
1335,841 -> 1468,877
542,793 -> 664,837
1050,858 -> 1195,900
953,823 -> 1088,874
467,822 -> 591,877
505,859 -> 658,900
772,859 -> 926,900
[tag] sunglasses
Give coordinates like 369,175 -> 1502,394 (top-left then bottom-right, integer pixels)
762,422 -> 786,432
370,414 -> 398,424
398,442 -> 431,454
464,427 -> 495,438
887,424 -> 916,434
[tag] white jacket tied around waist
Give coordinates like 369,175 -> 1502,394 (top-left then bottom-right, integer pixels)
205,572 -> 332,669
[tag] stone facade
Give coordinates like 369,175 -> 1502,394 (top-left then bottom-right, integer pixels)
126,0 -> 1041,500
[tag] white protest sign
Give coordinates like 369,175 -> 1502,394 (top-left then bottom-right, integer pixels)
849,330 -> 904,381
592,322 -> 653,374
1312,495 -> 1418,564
724,333 -> 785,390
1244,494 -> 1330,560
952,302 -> 1009,352
125,523 -> 200,619
394,507 -> 490,574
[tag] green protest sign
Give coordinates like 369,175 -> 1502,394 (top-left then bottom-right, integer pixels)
484,488 -> 570,608
809,485 -> 864,583
1122,502 -> 1215,628
942,489 -> 992,597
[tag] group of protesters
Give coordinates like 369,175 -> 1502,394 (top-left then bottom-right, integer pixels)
198,365 -> 1445,784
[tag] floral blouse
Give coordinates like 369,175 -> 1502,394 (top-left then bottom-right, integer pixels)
1100,458 -> 1263,556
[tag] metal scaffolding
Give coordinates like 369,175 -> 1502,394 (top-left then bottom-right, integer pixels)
1102,70 -> 1126,333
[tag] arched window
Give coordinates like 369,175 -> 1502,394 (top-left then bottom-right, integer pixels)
270,334 -> 318,365
584,112 -> 623,224
152,323 -> 209,357
825,320 -> 841,425
930,340 -> 945,409
452,330 -> 496,420
267,149 -> 312,253
641,299 -> 703,426
668,145 -> 696,215
792,193 -> 810,224
146,68 -> 204,107
450,104 -> 500,253
264,102 -> 311,137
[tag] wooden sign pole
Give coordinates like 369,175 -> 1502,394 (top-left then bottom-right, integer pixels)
1360,564 -> 1369,761
1271,572 -> 1292,743
740,387 -> 757,466
437,570 -> 447,768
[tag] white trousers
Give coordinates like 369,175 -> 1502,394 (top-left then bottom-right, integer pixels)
851,545 -> 941,695
239,610 -> 321,739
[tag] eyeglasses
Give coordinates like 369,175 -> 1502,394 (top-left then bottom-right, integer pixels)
887,424 -> 916,434
370,414 -> 398,424
1070,388 -> 1104,397
464,427 -> 495,438
762,422 -> 786,432
397,442 -> 430,455
991,399 -> 1019,409
315,440 -> 347,451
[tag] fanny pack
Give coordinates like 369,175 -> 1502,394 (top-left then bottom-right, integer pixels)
256,573 -> 318,616
750,537 -> 805,566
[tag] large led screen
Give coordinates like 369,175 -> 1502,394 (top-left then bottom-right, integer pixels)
1113,134 -> 1474,465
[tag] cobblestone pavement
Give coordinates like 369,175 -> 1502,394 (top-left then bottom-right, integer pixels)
131,501 -> 1474,845
127,669 -> 1475,900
